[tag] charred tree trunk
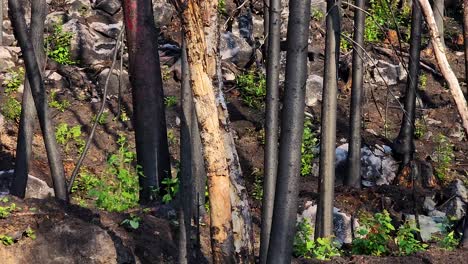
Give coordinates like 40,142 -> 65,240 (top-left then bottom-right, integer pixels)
11,0 -> 46,198
259,0 -> 281,261
464,0 -> 468,89
0,0 -> 3,45
180,0 -> 235,262
122,0 -> 171,203
266,0 -> 311,262
316,0 -> 341,239
179,36 -> 192,264
8,0 -> 67,201
433,0 -> 444,47
394,0 -> 423,167
345,0 -> 365,189
263,0 -> 269,54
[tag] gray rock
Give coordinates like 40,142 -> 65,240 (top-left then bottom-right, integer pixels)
67,0 -> 93,19
88,12 -> 122,39
0,170 -> 54,199
423,196 -> 437,212
45,11 -> 69,31
449,179 -> 468,203
153,0 -> 175,28
220,32 -> 253,68
406,214 -> 447,242
442,197 -> 466,221
373,60 -> 407,86
305,74 -> 323,107
0,47 -> 18,72
92,0 -> 121,15
97,68 -> 130,96
299,201 -> 358,245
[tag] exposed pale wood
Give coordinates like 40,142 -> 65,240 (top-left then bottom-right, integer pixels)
418,0 -> 468,136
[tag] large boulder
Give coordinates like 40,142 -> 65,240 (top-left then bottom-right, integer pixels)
305,74 -> 323,107
97,68 -> 130,96
92,0 -> 122,15
153,0 -> 175,28
221,32 -> 254,68
0,170 -> 54,199
0,47 -> 19,72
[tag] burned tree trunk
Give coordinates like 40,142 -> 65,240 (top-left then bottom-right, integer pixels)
393,0 -> 423,167
122,0 -> 171,202
11,0 -> 46,198
433,0 -> 444,47
316,0 -> 341,239
180,0 -> 235,262
464,0 -> 468,88
266,0 -> 311,262
345,0 -> 365,189
0,0 -> 3,45
8,0 -> 67,201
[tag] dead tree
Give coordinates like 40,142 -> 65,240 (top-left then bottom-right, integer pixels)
8,0 -> 67,201
316,0 -> 341,239
393,0 -> 423,167
418,0 -> 468,135
464,0 -> 468,88
266,0 -> 311,262
433,0 -> 444,47
345,0 -> 365,189
11,0 -> 46,199
259,0 -> 281,261
0,0 -> 3,45
122,0 -> 171,202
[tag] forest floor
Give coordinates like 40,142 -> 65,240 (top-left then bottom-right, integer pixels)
0,1 -> 468,263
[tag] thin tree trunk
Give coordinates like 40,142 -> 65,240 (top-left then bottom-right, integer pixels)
345,0 -> 365,189
181,0 -> 234,262
122,0 -> 171,202
11,0 -> 46,198
418,0 -> 468,135
462,216 -> 468,249
394,0 -> 423,167
191,111 -> 207,220
178,36 -> 192,264
264,0 -> 269,54
433,0 -> 444,47
266,0 -> 311,262
8,0 -> 67,201
463,0 -> 468,89
259,0 -> 281,261
0,0 -> 3,46
316,0 -> 341,239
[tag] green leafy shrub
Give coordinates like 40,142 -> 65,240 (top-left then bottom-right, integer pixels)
352,210 -> 395,256
89,135 -> 140,212
161,176 -> 179,204
395,221 -> 428,255
121,214 -> 141,230
236,70 -> 266,109
438,231 -> 460,250
55,123 -> 85,154
414,119 -> 427,139
0,201 -> 18,219
3,67 -> 24,94
301,118 -> 318,176
45,24 -> 76,65
364,0 -> 411,42
433,134 -> 454,182
49,91 -> 70,112
251,169 -> 263,201
164,96 -> 177,107
1,67 -> 24,121
92,111 -> 110,125
2,97 -> 22,122
293,218 -> 341,260
71,170 -> 100,194
25,227 -> 36,240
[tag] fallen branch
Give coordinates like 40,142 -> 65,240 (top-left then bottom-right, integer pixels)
418,0 -> 468,136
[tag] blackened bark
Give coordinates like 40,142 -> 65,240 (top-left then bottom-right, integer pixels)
316,0 -> 341,239
393,1 -> 423,167
259,0 -> 281,261
345,0 -> 365,189
11,0 -> 46,198
122,0 -> 171,202
8,0 -> 67,201
464,0 -> 468,92
266,0 -> 311,262
0,0 -> 3,45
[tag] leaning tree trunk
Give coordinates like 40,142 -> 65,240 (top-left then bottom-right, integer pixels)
464,0 -> 468,89
393,0 -> 423,167
8,0 -> 67,201
181,0 -> 235,262
316,0 -> 341,239
433,0 -> 444,47
345,0 -> 365,189
418,0 -> 468,135
266,0 -> 311,263
259,0 -> 281,261
11,0 -> 46,198
122,0 -> 171,203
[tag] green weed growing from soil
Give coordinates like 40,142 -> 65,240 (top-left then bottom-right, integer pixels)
49,90 -> 70,112
55,123 -> 85,154
395,221 -> 428,255
1,67 -> 24,122
301,118 -> 318,176
352,210 -> 395,256
293,218 -> 341,260
45,24 -> 76,65
365,0 -> 411,42
3,67 -> 24,94
236,70 -> 266,109
121,214 -> 141,230
432,134 -> 454,182
164,96 -> 178,108
161,176 -> 179,204
0,235 -> 14,246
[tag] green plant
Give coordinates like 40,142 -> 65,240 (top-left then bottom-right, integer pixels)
0,203 -> 17,219
25,227 -> 36,240
45,24 -> 75,65
71,170 -> 100,193
89,135 -> 140,212
161,65 -> 172,81
218,0 -> 226,15
414,119 -> 427,139
311,8 -> 324,21
167,129 -> 177,145
301,118 -> 318,176
236,70 -> 266,109
118,108 -> 130,122
251,169 -> 263,201
293,218 -> 341,260
340,32 -> 352,52
395,221 -> 428,255
364,0 -> 411,42
92,111 -> 109,125
352,210 -> 395,256
121,214 -> 141,230
419,73 -> 427,90
48,91 -> 70,112
161,177 -> 179,204
432,134 -> 454,182
438,231 -> 460,250
2,97 -> 22,122
0,235 -> 14,246
2,67 -> 24,94
164,96 -> 177,108
55,123 -> 85,154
